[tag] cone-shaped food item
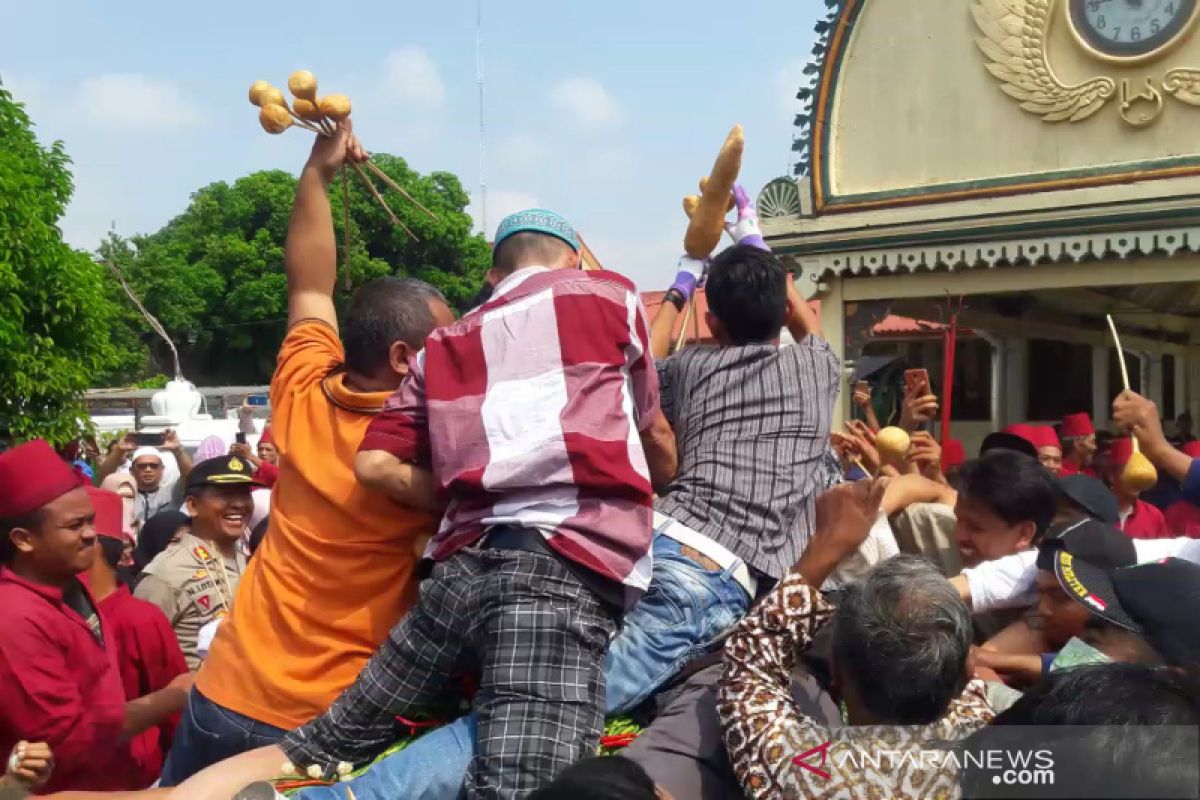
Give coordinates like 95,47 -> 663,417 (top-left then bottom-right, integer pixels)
1120,450 -> 1159,494
292,98 -> 325,122
875,427 -> 912,463
319,94 -> 352,121
698,177 -> 735,212
288,70 -> 318,101
259,104 -> 293,134
248,80 -> 272,106
684,125 -> 744,258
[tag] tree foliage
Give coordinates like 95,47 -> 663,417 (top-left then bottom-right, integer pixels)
99,155 -> 490,386
0,85 -> 122,444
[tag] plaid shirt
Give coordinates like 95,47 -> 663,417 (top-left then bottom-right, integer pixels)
362,266 -> 659,601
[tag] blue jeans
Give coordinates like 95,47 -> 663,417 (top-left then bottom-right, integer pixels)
159,689 -> 287,786
297,528 -> 751,799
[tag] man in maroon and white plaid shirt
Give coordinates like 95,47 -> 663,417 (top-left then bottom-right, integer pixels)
279,208 -> 678,800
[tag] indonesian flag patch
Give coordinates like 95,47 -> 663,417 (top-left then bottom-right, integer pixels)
1084,595 -> 1107,611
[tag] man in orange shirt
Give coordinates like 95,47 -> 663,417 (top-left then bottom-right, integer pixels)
159,121 -> 454,784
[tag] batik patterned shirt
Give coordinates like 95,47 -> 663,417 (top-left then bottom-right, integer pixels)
718,570 -> 995,800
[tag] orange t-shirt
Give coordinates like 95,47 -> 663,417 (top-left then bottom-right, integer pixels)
195,320 -> 436,729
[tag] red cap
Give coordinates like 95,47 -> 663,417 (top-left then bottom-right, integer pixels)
1181,441 -> 1200,459
1003,423 -> 1038,447
1061,412 -> 1095,438
1108,437 -> 1135,467
0,440 -> 85,519
85,487 -> 125,542
259,427 -> 273,446
941,439 -> 966,469
1031,425 -> 1061,451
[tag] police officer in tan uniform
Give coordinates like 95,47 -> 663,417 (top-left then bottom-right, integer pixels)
136,455 -> 260,670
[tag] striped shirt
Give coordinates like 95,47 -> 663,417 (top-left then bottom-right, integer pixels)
654,337 -> 840,580
362,266 -> 659,606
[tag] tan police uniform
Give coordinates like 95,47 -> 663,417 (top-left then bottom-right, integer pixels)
136,531 -> 246,671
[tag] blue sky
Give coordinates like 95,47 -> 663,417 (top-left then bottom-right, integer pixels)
1,0 -> 820,290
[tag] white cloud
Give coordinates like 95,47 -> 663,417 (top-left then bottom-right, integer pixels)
383,47 -> 446,110
76,73 -> 200,130
549,77 -> 624,129
495,133 -> 549,175
467,189 -> 539,237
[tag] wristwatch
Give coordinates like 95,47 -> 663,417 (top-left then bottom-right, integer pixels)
663,288 -> 686,312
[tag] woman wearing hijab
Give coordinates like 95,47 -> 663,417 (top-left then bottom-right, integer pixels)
193,435 -> 228,465
101,473 -> 141,542
133,510 -> 191,579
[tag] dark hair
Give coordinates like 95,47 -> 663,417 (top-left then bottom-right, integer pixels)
0,509 -> 44,564
134,510 -> 189,573
492,231 -> 573,274
704,245 -> 788,345
526,757 -> 658,800
958,450 -> 1059,541
959,665 -> 1200,799
832,555 -> 973,725
249,516 -> 270,557
97,536 -> 124,571
342,277 -> 447,376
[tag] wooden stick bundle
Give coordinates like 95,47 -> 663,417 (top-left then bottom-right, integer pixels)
249,71 -> 436,240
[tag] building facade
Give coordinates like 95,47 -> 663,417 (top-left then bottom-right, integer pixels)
762,0 -> 1200,453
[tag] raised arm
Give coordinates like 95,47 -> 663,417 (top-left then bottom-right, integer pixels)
1113,391 -> 1194,483
285,121 -> 368,330
785,278 -> 822,341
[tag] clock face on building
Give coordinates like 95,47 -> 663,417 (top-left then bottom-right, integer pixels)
1069,0 -> 1200,62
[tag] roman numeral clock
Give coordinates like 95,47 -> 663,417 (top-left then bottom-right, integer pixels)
972,0 -> 1200,126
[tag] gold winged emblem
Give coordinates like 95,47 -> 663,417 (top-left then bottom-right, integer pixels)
971,0 -> 1115,122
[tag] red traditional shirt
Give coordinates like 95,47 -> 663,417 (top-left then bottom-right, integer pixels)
362,267 -> 660,604
1165,499 -> 1200,539
99,585 -> 189,784
1120,498 -> 1172,540
0,568 -> 142,792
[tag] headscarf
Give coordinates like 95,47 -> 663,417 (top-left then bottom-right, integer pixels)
100,473 -> 139,539
134,510 -> 190,574
194,435 -> 228,465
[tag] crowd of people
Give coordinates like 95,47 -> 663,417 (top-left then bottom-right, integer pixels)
3,122 -> 1200,800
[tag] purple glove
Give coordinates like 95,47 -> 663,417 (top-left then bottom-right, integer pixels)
724,184 -> 768,251
668,255 -> 706,301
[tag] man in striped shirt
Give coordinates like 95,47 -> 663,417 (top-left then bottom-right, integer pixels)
607,183 -> 841,713
279,209 -> 678,799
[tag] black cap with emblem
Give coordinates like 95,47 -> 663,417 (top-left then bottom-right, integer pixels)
185,454 -> 266,493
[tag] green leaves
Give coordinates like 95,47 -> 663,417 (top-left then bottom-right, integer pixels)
0,85 -> 121,444
95,154 -> 489,387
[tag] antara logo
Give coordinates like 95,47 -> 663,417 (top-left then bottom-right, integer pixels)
791,741 -> 833,780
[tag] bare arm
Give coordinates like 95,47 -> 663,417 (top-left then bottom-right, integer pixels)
97,436 -> 134,482
650,300 -> 681,361
640,410 -> 678,493
123,675 -> 191,739
881,473 -> 956,517
784,279 -> 821,341
355,450 -> 441,511
285,122 -> 367,330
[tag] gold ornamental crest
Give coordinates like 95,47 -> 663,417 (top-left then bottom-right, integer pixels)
972,0 -> 1200,127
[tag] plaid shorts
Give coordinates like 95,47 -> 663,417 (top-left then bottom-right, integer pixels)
283,537 -> 618,799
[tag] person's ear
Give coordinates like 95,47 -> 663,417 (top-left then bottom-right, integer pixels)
486,267 -> 503,287
566,249 -> 582,270
185,495 -> 199,518
1015,520 -> 1038,551
388,340 -> 412,376
9,526 -> 36,556
705,311 -> 723,341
